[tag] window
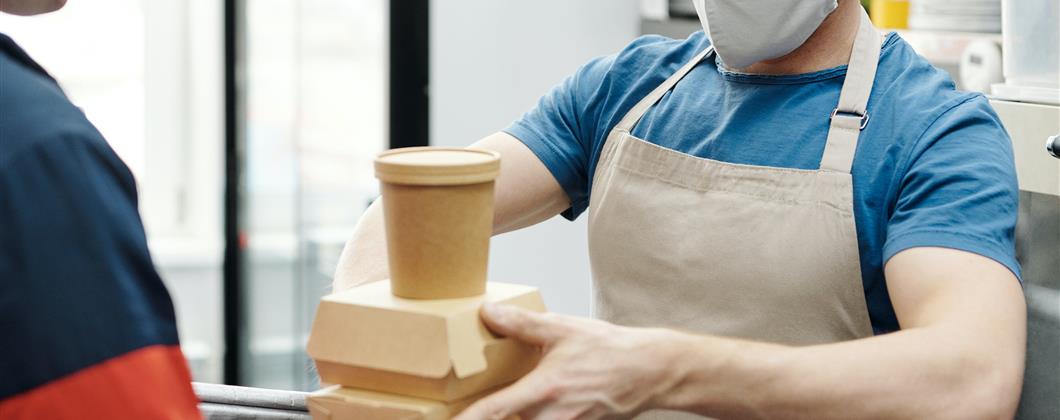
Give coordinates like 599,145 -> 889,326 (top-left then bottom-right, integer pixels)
240,0 -> 386,390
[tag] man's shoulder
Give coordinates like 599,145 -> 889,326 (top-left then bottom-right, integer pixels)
0,50 -> 104,168
619,31 -> 708,64
572,31 -> 709,97
873,33 -> 985,123
604,31 -> 709,81
0,51 -> 131,198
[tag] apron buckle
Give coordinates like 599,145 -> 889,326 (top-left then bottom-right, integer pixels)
831,108 -> 870,130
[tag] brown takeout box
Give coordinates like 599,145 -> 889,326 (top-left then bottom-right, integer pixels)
306,280 -> 545,402
307,385 -> 491,420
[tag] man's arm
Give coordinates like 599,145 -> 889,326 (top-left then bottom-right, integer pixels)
661,247 -> 1025,419
456,247 -> 1025,419
333,132 -> 569,291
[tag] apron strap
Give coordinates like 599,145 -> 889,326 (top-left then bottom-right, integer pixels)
819,8 -> 882,173
614,7 -> 881,173
614,46 -> 715,133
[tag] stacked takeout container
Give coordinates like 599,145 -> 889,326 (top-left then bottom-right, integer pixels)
306,148 -> 545,419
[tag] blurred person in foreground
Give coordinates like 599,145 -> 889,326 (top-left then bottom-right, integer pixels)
0,1 -> 200,418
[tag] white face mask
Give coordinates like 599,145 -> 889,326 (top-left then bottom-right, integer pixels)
692,0 -> 838,69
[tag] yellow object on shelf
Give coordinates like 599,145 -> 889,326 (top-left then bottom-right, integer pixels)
871,0 -> 909,29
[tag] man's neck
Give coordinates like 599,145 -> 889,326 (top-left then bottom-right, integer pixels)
738,0 -> 862,75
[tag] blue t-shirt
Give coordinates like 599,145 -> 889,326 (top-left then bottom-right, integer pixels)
505,32 -> 1020,334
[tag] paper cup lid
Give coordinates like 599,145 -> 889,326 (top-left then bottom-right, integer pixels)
375,147 -> 501,185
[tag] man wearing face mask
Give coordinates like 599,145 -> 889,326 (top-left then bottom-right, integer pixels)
337,0 -> 1026,418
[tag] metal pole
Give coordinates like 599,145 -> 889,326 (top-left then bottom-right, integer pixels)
223,0 -> 245,386
389,0 -> 431,149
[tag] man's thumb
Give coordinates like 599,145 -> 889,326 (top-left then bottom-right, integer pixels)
481,302 -> 562,345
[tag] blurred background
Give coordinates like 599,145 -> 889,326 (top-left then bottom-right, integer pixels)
1,0 -> 1055,406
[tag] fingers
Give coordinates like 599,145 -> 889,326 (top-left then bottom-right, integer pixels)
453,374 -> 545,420
481,302 -> 567,346
462,305 -> 582,419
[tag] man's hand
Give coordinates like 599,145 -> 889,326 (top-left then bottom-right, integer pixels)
455,304 -> 688,420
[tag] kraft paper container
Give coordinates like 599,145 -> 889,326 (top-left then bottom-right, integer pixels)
308,385 -> 519,420
306,280 -> 545,402
308,385 -> 473,420
375,147 -> 501,299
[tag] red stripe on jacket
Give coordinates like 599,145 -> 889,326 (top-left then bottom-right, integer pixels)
0,344 -> 201,420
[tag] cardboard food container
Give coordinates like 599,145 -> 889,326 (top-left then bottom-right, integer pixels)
308,385 -> 512,420
306,280 -> 545,402
375,147 -> 501,299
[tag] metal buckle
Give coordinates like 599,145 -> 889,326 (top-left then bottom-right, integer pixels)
831,108 -> 870,130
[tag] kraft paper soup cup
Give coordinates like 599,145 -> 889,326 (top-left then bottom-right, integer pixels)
374,147 -> 501,299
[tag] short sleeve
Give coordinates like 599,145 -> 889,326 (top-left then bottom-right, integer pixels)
503,53 -> 618,220
883,95 -> 1021,279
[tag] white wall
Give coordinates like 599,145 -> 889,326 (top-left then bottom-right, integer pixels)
430,0 -> 640,316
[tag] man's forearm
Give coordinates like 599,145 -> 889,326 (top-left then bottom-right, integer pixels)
333,200 -> 390,292
657,324 -> 1023,419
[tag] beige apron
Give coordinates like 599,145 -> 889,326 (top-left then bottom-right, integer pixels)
587,10 -> 882,419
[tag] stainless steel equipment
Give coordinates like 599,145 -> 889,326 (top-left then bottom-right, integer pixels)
194,382 -> 311,420
991,100 -> 1060,419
